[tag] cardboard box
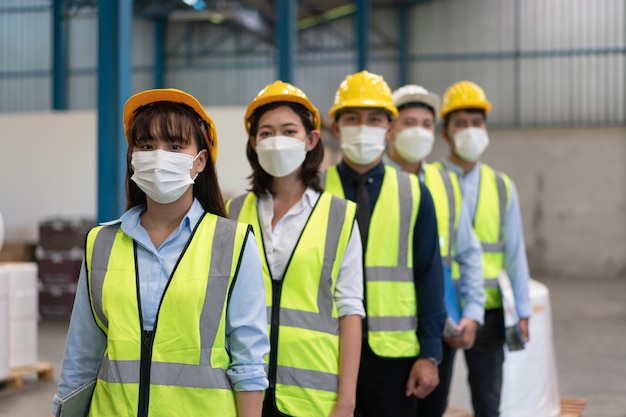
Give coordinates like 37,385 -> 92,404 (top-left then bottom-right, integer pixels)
38,218 -> 94,252
37,257 -> 82,285
39,283 -> 77,321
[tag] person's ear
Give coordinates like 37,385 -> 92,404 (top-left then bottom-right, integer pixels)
305,130 -> 320,151
195,149 -> 209,174
386,120 -> 396,143
331,120 -> 341,138
249,135 -> 257,151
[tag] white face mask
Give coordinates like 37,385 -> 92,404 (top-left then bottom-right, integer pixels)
255,136 -> 307,178
394,127 -> 435,163
131,149 -> 200,204
453,127 -> 489,162
339,125 -> 387,165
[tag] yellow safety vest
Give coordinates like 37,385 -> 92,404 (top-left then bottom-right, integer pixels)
85,213 -> 249,417
423,163 -> 462,280
473,163 -> 511,309
323,165 -> 421,358
435,162 -> 511,310
227,191 -> 356,417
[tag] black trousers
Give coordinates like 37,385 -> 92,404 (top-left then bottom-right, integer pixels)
355,344 -> 418,417
417,309 -> 505,417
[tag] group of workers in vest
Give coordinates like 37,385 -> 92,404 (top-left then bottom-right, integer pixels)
51,70 -> 531,417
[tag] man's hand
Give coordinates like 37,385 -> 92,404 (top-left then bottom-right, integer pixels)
518,317 -> 530,343
443,318 -> 480,349
405,358 -> 439,399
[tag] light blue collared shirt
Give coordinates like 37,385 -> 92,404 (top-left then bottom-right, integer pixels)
384,157 -> 485,325
441,159 -> 532,319
52,199 -> 269,414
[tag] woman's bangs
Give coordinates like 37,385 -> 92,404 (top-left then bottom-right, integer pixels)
131,106 -> 197,146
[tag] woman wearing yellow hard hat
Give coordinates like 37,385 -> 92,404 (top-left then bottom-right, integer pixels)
51,88 -> 270,417
227,80 -> 364,417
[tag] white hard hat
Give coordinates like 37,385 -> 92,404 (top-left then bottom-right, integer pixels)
392,84 -> 441,120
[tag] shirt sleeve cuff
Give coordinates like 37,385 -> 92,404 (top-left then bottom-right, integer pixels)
336,298 -> 366,318
227,366 -> 269,391
418,337 -> 443,361
462,303 -> 485,325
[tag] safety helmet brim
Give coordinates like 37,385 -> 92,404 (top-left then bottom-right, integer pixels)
123,89 -> 218,162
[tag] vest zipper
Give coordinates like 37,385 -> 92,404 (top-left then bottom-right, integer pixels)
137,329 -> 154,417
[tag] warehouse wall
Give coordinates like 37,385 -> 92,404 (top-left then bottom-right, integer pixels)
1,112 -> 624,278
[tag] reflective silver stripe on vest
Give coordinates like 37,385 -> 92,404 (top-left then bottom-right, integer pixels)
92,217 -> 238,389
366,265 -> 413,282
228,194 -> 246,219
89,225 -> 119,329
484,278 -> 499,289
277,196 -> 347,336
481,172 -> 507,254
98,355 -> 232,389
456,274 -> 499,288
276,365 -> 338,393
367,315 -> 418,332
439,170 -> 456,268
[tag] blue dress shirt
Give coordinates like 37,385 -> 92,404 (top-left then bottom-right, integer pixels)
441,159 -> 532,319
52,199 -> 270,414
336,161 -> 446,360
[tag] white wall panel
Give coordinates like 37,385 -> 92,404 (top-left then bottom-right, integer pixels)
520,0 -> 625,50
67,17 -> 97,69
410,0 -> 515,54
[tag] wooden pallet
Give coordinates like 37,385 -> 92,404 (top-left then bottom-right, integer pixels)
0,362 -> 54,390
560,397 -> 588,416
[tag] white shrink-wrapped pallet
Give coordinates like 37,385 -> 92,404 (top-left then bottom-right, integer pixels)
500,279 -> 560,417
3,262 -> 39,368
447,279 -> 561,417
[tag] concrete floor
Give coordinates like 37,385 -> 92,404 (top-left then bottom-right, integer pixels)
1,275 -> 625,417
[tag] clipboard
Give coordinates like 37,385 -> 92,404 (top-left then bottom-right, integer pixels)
56,378 -> 97,417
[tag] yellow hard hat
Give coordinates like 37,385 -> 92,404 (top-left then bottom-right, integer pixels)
440,80 -> 492,119
244,80 -> 321,134
123,88 -> 218,163
328,70 -> 398,119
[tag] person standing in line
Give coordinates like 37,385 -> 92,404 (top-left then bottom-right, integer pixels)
227,81 -> 364,417
51,88 -> 269,417
385,84 -> 485,417
437,80 -> 532,417
322,70 -> 446,417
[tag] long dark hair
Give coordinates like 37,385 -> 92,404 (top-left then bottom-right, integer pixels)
126,102 -> 227,217
246,102 -> 324,196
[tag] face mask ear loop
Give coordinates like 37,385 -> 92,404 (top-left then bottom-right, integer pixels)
191,149 -> 206,182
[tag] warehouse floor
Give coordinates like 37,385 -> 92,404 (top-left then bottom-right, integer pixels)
1,275 -> 625,417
